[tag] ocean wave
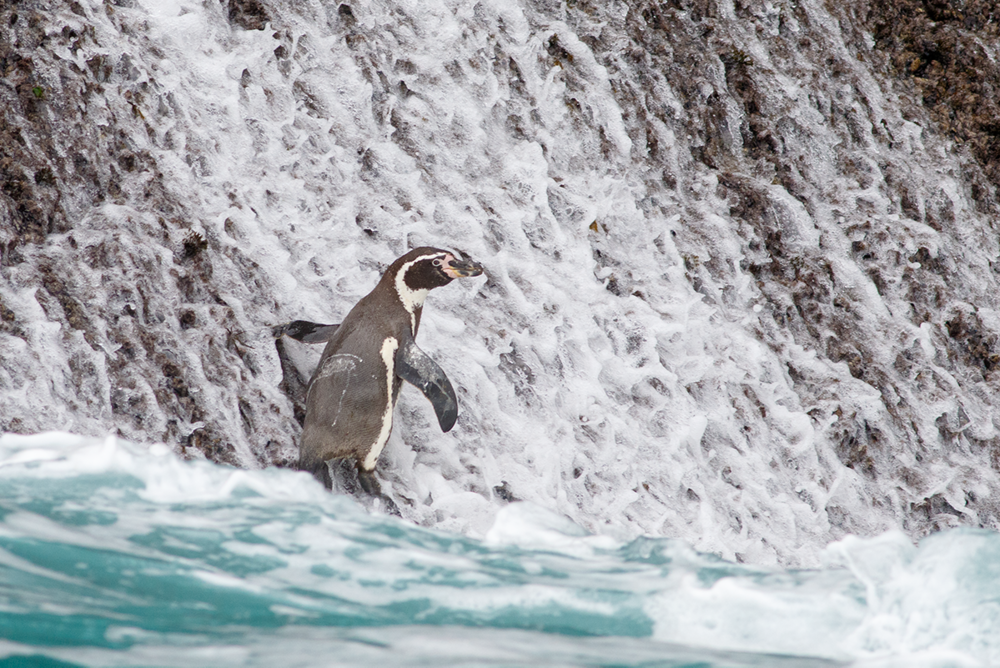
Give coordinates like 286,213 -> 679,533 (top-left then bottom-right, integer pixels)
0,433 -> 995,667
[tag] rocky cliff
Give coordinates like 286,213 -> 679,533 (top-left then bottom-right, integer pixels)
3,0 -> 1000,564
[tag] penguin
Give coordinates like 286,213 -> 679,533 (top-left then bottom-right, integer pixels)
287,247 -> 483,494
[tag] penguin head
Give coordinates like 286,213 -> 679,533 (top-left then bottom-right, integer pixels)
392,247 -> 484,292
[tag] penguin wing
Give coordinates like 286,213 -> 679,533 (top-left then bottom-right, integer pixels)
272,320 -> 341,343
395,336 -> 458,432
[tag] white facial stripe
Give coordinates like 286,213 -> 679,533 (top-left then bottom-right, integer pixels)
394,253 -> 448,332
363,336 -> 399,471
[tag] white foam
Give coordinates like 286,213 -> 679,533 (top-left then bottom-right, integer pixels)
4,0 -> 1000,577
0,433 -> 997,664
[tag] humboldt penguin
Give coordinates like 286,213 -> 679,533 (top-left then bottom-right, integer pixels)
289,247 -> 483,494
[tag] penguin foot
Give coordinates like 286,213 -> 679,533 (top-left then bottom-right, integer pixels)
307,460 -> 333,490
357,466 -> 382,496
353,465 -> 401,515
326,458 -> 362,495
314,459 -> 400,515
356,467 -> 401,516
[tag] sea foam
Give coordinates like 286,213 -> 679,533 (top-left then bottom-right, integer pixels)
0,433 -> 997,667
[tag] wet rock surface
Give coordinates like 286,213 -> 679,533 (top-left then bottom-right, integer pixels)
0,0 -> 298,467
3,0 -> 1000,563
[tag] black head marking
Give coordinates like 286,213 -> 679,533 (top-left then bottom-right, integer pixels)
384,246 -> 484,293
401,249 -> 455,292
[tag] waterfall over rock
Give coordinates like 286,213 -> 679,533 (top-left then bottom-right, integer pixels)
3,0 -> 1000,565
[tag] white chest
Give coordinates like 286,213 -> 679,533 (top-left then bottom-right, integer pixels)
362,336 -> 399,471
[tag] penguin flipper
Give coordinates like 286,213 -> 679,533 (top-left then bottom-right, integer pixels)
395,337 -> 458,432
272,320 -> 341,343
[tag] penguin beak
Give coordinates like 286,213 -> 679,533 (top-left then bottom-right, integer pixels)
443,255 -> 484,278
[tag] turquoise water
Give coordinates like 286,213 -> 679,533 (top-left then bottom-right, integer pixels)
0,434 -> 997,667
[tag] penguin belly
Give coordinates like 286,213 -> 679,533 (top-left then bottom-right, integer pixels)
299,336 -> 401,474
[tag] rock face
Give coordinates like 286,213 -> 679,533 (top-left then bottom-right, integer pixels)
1,0 -> 297,466
2,0 -> 1000,564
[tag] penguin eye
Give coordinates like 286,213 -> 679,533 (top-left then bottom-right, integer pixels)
432,258 -> 444,267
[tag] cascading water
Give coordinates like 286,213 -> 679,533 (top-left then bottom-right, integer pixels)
3,0 -> 1000,663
